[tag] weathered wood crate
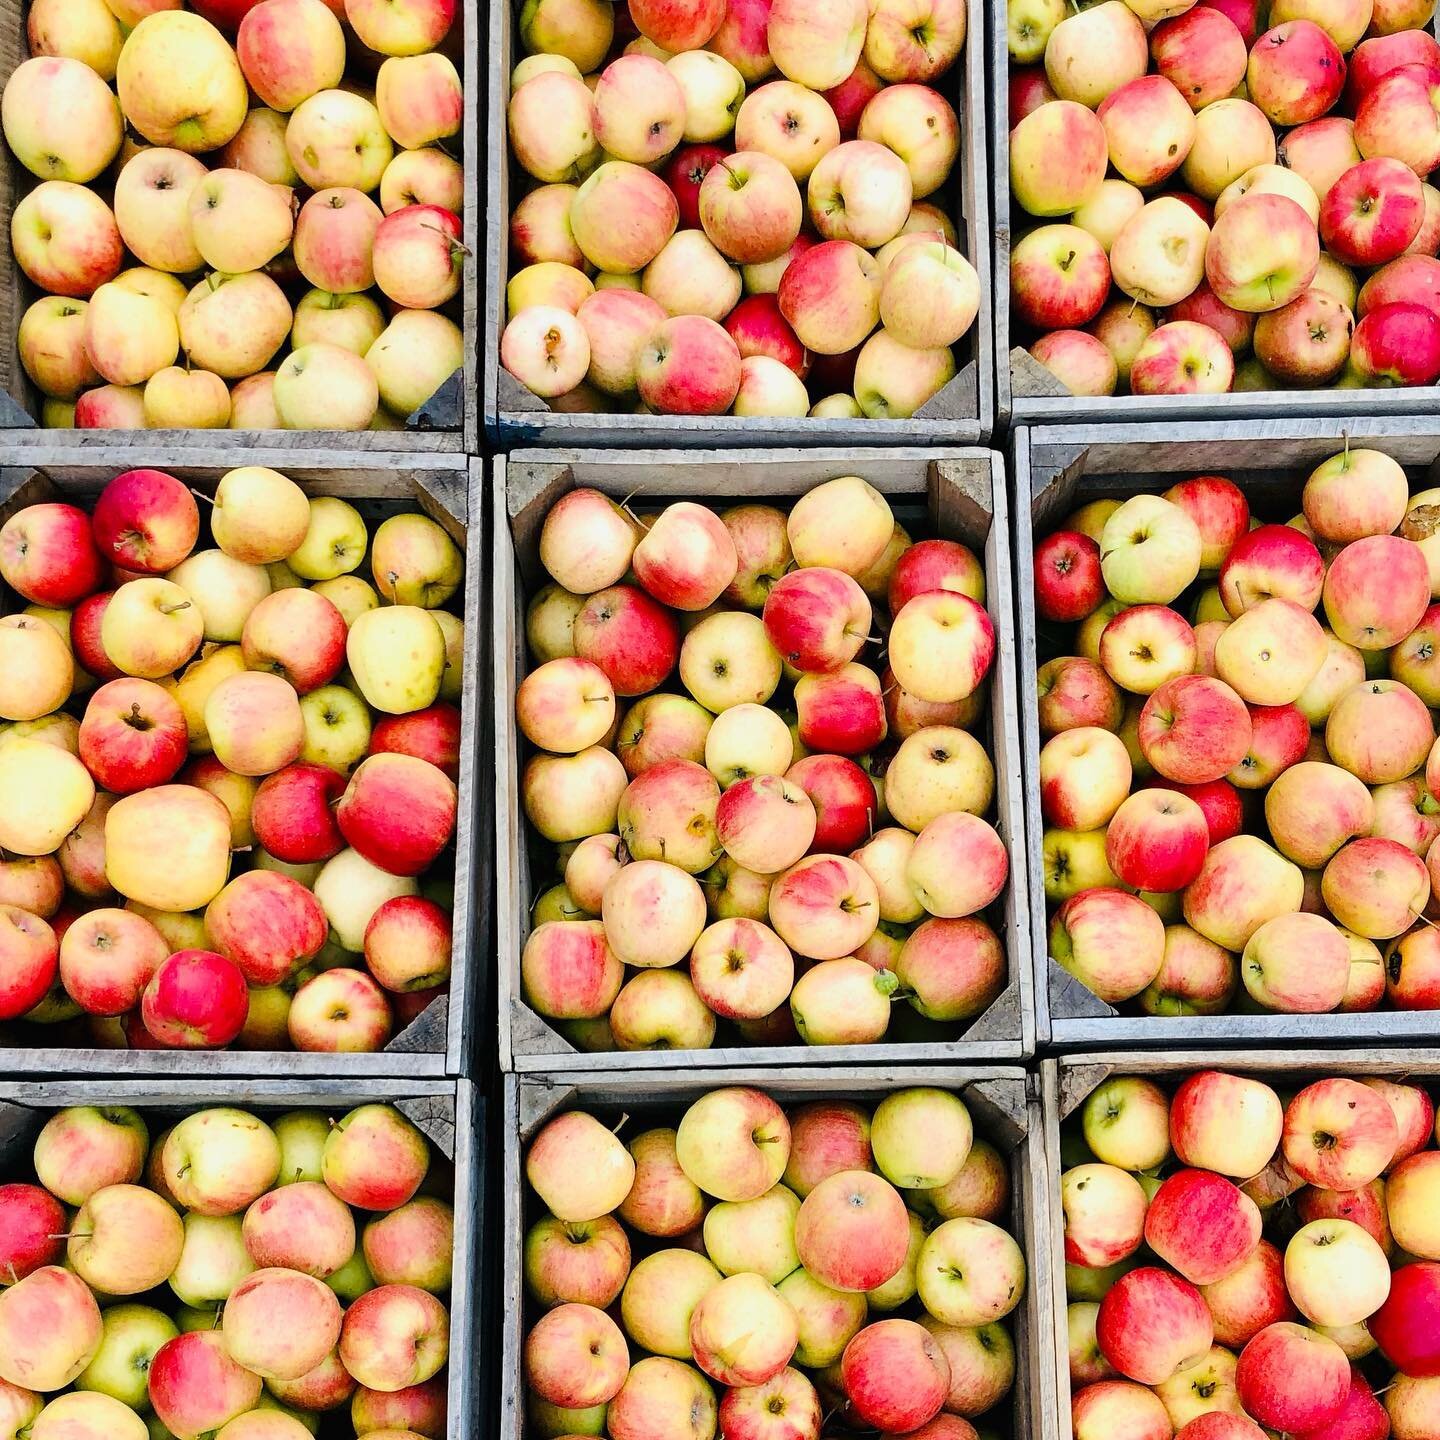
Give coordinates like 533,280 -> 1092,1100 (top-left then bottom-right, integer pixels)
484,1 -> 994,446
500,1064 -> 1057,1440
0,447 -> 483,1076
1016,418 -> 1440,1048
0,2 -> 480,451
490,448 -> 1033,1073
1038,1049 -> 1440,1430
0,1075 -> 483,1438
988,19 -> 1440,428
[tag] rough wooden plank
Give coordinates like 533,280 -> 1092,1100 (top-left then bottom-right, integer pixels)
495,450 -> 1032,1073
501,1067 -> 1045,1440
484,0 -> 991,446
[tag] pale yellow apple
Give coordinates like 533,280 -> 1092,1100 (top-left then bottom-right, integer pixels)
167,550 -> 272,642
83,283 -> 179,388
346,607 -> 445,713
116,12 -> 248,153
106,785 -> 232,911
0,615 -> 73,722
210,468 -> 312,565
101,579 -> 205,679
366,309 -> 465,419
0,740 -> 94,855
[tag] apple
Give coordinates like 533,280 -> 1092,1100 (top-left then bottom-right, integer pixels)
1097,1267 -> 1214,1386
768,0 -> 868,91
2,57 -> 122,184
1236,1323 -> 1350,1434
1063,1164 -> 1148,1268
1044,2 -> 1148,108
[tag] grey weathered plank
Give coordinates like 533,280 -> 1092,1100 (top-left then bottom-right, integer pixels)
1014,419 -> 1440,1048
491,448 -> 1033,1074
501,1065 -> 1057,1440
483,0 -> 992,446
0,448 -> 478,1078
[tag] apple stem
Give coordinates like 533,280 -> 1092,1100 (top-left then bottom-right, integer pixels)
47,1231 -> 92,1241
1342,430 -> 1351,466
158,601 -> 192,615
189,488 -> 216,507
610,1112 -> 629,1138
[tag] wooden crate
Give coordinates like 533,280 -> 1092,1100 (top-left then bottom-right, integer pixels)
988,18 -> 1440,428
0,2 -> 479,452
490,448 -> 1033,1073
500,1064 -> 1057,1440
0,446 -> 483,1076
1039,1049 -> 1440,1431
0,1075 -> 483,1438
483,2 -> 994,447
1015,417 -> 1440,1048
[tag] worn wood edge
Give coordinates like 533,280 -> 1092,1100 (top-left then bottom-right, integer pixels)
445,462 -> 489,1073
496,448 -> 1029,1066
493,411 -> 988,448
510,1037 -> 1028,1073
0,1047 -> 452,1077
448,1081 -> 481,1440
502,1065 -> 1040,1440
1011,437 -> 1054,1049
0,1077 -> 457,1105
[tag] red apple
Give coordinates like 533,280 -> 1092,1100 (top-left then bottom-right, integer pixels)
337,754 -> 457,877
90,470 -> 199,575
252,762 -> 346,864
785,754 -> 877,852
1236,1323 -> 1349,1434
0,1183 -> 66,1282
369,703 -> 462,781
78,678 -> 187,793
1034,531 -> 1103,623
0,502 -> 104,607
141,949 -> 250,1049
205,870 -> 328,986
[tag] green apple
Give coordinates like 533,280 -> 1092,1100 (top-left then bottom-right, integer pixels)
288,496 -> 367,581
76,1304 -> 178,1409
345,606 -> 444,714
169,1213 -> 256,1308
272,1110 -> 331,1186
325,1247 -> 374,1303
871,1087 -> 974,1190
298,683 -> 372,771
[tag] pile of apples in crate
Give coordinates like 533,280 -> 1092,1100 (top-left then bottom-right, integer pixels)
517,477 -> 1009,1052
1063,1068 -> 1440,1439
0,1100 -> 453,1437
5,0 -> 464,431
501,0 -> 980,419
1034,450 -> 1440,1018
1007,0 -> 1440,396
0,467 -> 463,1052
522,1085 -> 1025,1440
